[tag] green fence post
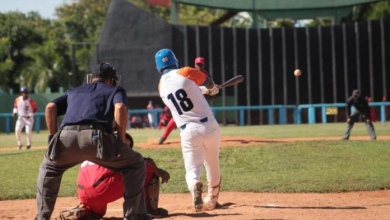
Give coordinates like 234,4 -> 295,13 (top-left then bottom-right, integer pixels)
308,107 -> 316,124
279,108 -> 286,124
35,115 -> 40,133
239,109 -> 245,126
268,109 -> 274,125
321,107 -> 327,123
6,116 -> 10,134
381,105 -> 385,123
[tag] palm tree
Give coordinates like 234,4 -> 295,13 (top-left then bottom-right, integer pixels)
19,39 -> 62,93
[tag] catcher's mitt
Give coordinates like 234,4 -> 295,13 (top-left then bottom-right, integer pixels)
58,205 -> 85,220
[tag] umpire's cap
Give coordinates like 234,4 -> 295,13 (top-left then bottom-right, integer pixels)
155,49 -> 179,73
20,87 -> 28,93
90,62 -> 117,79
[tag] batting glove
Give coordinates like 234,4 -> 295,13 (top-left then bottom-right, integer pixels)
208,86 -> 219,96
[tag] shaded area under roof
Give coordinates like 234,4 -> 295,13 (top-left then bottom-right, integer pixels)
172,0 -> 381,10
170,0 -> 382,25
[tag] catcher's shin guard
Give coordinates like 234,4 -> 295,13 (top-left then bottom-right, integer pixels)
146,175 -> 160,211
203,178 -> 221,211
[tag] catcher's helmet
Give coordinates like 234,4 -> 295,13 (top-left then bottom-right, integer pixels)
20,87 -> 28,93
155,49 -> 178,73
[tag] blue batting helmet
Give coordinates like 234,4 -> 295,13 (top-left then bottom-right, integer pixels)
155,49 -> 178,73
20,87 -> 28,93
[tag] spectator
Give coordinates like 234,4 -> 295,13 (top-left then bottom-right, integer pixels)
131,115 -> 144,128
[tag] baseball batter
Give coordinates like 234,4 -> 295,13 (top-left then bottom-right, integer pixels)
155,49 -> 221,212
13,87 -> 37,150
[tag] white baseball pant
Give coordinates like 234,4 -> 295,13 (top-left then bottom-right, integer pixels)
180,117 -> 221,194
15,116 -> 34,146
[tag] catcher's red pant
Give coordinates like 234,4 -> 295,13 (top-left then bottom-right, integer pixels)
77,162 -> 155,216
161,118 -> 177,139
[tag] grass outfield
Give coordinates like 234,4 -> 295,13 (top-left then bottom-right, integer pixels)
0,123 -> 389,200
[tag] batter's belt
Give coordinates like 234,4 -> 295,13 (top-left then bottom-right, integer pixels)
180,117 -> 208,130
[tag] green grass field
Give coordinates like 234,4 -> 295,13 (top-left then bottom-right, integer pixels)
0,122 -> 389,200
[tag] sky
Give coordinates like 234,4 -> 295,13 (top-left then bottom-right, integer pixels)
0,0 -> 74,19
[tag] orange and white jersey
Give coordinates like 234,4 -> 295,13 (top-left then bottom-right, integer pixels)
159,67 -> 213,128
13,96 -> 37,117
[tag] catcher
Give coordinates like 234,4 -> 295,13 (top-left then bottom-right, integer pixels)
58,134 -> 170,220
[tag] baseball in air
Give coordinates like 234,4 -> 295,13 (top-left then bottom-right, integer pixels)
294,69 -> 301,77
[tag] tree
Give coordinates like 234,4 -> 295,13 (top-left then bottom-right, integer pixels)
55,0 -> 111,86
0,37 -> 14,91
347,0 -> 390,22
0,11 -> 50,92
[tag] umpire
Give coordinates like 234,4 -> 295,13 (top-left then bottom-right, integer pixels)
343,89 -> 376,140
35,63 -> 150,220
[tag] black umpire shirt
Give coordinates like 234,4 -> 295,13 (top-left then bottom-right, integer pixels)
346,95 -> 371,119
52,81 -> 128,133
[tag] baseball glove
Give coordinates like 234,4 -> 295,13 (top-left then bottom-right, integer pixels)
58,205 -> 85,220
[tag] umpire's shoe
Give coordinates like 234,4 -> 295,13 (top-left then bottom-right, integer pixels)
191,181 -> 204,212
124,214 -> 151,220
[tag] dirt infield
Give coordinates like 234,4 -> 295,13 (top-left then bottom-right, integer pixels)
2,190 -> 390,220
2,136 -> 390,219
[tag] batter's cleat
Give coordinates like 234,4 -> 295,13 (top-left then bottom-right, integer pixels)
203,180 -> 221,211
27,145 -> 31,150
157,137 -> 166,145
191,181 -> 203,212
203,194 -> 218,211
18,144 -> 22,150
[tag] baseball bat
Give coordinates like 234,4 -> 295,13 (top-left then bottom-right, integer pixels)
219,75 -> 244,89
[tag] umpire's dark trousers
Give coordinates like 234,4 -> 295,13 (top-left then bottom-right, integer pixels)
35,125 -> 147,220
343,110 -> 376,140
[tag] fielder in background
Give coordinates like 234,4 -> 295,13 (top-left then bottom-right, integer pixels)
34,63 -> 149,220
59,134 -> 170,220
157,106 -> 176,145
194,57 -> 210,77
12,87 -> 37,150
155,49 -> 221,212
343,89 -> 376,140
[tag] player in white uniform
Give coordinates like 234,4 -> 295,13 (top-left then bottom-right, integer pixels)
155,49 -> 221,212
12,87 -> 37,150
